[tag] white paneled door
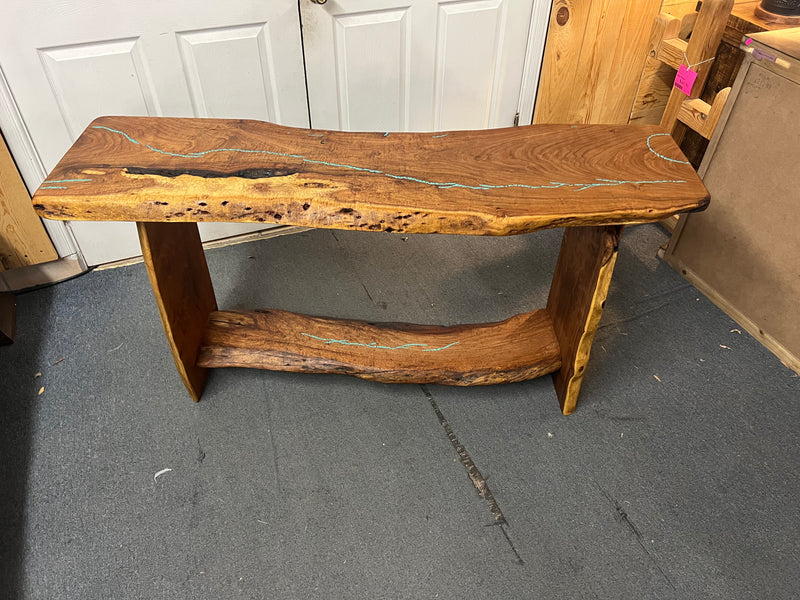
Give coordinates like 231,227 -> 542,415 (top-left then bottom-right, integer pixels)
301,0 -> 542,132
0,0 -> 549,266
0,0 -> 308,265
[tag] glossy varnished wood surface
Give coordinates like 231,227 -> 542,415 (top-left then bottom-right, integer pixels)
197,308 -> 562,386
138,222 -> 217,401
33,116 -> 708,235
547,225 -> 622,414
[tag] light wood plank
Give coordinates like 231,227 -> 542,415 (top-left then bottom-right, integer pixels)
32,116 -> 708,234
533,0 -> 594,124
197,308 -> 562,386
138,222 -> 217,401
629,14 -> 684,125
534,0 -> 662,125
0,132 -> 58,270
547,225 -> 622,414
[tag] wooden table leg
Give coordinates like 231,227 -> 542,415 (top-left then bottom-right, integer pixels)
547,225 -> 623,414
138,222 -> 217,401
0,292 -> 16,345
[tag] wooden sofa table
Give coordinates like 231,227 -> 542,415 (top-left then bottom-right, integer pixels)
32,117 -> 708,414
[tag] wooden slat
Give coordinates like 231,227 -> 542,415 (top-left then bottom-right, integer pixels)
138,222 -> 217,401
533,0 -> 595,124
677,87 -> 732,139
0,132 -> 58,270
547,225 -> 622,415
658,37 -> 689,70
197,308 -> 562,386
629,14 -> 684,125
660,0 -> 736,140
534,0 -> 662,125
32,116 -> 708,235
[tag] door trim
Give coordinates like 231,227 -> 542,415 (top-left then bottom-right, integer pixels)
0,66 -> 85,264
517,0 -> 552,125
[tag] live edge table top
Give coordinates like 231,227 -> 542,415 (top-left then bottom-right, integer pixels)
32,116 -> 708,235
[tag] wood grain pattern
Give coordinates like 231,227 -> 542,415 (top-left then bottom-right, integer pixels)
32,116 -> 708,235
0,132 -> 58,270
534,0 -> 662,125
138,222 -> 217,401
629,14 -> 684,125
547,225 -> 622,414
197,308 -> 562,386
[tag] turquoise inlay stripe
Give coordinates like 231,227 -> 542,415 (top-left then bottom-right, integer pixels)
92,125 -> 686,191
45,178 -> 93,183
303,158 -> 384,174
40,185 -> 68,189
432,134 -> 448,138
646,133 -> 690,164
93,125 -> 140,145
300,332 -> 460,352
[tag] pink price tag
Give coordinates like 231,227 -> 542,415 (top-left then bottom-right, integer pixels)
674,64 -> 698,96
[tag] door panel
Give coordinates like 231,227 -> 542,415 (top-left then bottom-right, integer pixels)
333,8 -> 411,131
434,0 -> 506,130
39,38 -> 161,139
0,0 -> 308,265
178,23 -> 284,121
302,0 -> 541,132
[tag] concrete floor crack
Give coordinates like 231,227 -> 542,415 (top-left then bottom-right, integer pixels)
594,480 -> 675,590
420,384 -> 524,565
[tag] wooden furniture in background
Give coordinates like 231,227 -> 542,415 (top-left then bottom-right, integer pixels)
0,132 -> 58,271
631,1 -> 795,166
533,0 -> 663,125
664,28 -> 800,374
32,116 -> 708,414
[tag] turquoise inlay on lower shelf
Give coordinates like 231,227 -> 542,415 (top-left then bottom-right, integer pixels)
92,125 -> 686,192
300,332 -> 460,353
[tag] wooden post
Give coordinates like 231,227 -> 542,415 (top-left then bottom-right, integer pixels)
137,222 -> 217,401
547,225 -> 622,414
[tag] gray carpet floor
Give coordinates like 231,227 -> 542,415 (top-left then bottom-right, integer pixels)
2,224 -> 798,599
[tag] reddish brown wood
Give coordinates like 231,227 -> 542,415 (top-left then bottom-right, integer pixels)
547,225 -> 623,414
32,116 -> 708,235
138,222 -> 217,401
197,308 -> 562,386
30,116 -> 711,411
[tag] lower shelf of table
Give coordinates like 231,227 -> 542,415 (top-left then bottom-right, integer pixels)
196,308 -> 562,385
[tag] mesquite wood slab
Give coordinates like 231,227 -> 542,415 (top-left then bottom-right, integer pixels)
197,309 -> 562,386
32,116 -> 709,412
32,116 -> 708,235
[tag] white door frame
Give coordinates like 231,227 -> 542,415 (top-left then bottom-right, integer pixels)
0,66 -> 83,262
517,0 -> 552,126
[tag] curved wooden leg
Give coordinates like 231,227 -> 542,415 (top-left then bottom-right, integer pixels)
547,225 -> 622,414
138,222 -> 217,401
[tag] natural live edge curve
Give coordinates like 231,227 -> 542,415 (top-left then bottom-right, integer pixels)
30,116 -> 712,412
32,115 -> 709,237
